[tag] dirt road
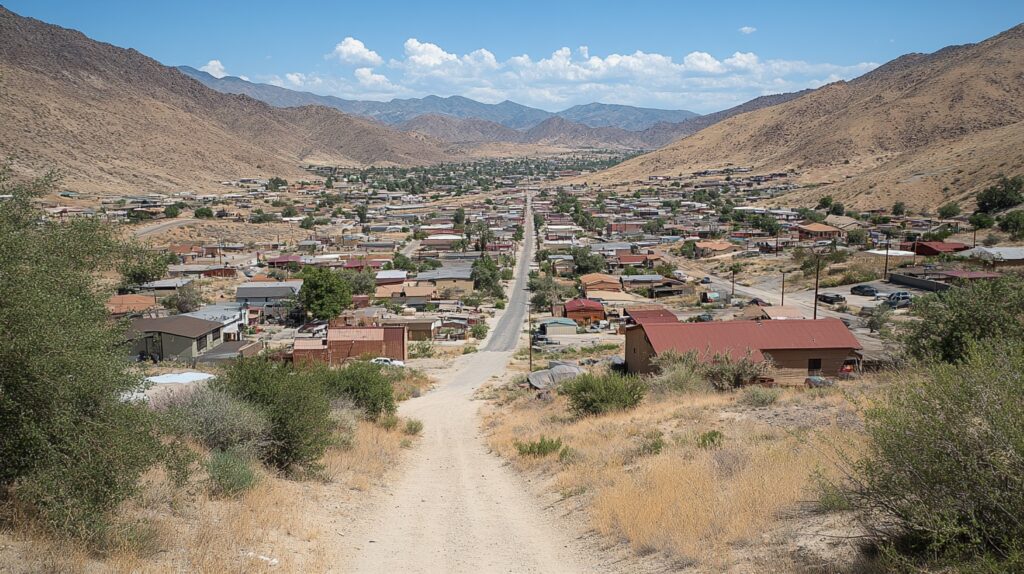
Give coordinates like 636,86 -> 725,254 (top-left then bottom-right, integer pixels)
341,199 -> 598,573
132,218 -> 196,238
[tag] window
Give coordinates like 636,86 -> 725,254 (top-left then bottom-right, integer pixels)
212,328 -> 221,342
196,335 -> 207,352
807,358 -> 822,373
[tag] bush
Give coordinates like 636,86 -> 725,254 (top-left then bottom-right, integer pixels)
378,414 -> 400,431
164,387 -> 270,456
470,322 -> 489,340
315,361 -> 396,420
206,449 -> 259,497
515,436 -> 563,457
494,299 -> 506,310
216,358 -> 332,472
847,342 -> 1024,567
194,206 -> 214,218
649,350 -> 703,394
409,340 -> 435,358
462,345 -> 478,354
702,351 -> 771,391
636,430 -> 665,457
560,373 -> 645,416
403,419 -> 424,436
697,430 -> 724,449
739,386 -> 780,407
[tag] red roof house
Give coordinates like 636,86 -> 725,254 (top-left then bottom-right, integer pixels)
563,298 -> 606,326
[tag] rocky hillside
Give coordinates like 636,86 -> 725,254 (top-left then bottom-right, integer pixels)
587,24 -> 1024,209
0,7 -> 454,195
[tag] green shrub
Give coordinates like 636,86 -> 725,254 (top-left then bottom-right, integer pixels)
216,358 -> 332,472
409,340 -> 435,358
814,478 -> 852,514
494,299 -> 506,309
470,322 -> 489,340
378,414 -> 400,431
206,449 -> 259,497
515,436 -> 563,457
636,430 -> 665,457
164,387 -> 270,456
739,386 -> 780,408
558,446 -> 581,464
462,345 -> 478,354
702,352 -> 771,391
315,361 -> 396,420
697,430 -> 724,450
560,373 -> 645,416
649,351 -> 703,393
403,418 -> 424,436
846,342 -> 1024,567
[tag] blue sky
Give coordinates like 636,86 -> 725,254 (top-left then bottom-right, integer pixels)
6,0 -> 1024,112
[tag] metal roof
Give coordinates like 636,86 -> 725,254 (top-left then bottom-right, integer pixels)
640,318 -> 861,362
130,316 -> 223,339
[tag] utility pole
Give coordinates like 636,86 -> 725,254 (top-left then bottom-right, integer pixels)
780,272 -> 785,306
731,268 -> 737,297
883,238 -> 891,280
528,303 -> 533,372
813,254 -> 821,320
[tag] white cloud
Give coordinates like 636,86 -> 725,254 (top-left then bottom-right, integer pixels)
200,59 -> 228,78
272,39 -> 878,112
739,26 -> 757,35
326,37 -> 383,66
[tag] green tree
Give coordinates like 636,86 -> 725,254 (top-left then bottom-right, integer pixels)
998,210 -> 1024,239
512,224 -> 524,242
937,202 -> 961,219
161,281 -> 207,314
891,201 -> 907,216
164,204 -> 181,218
829,202 -> 845,216
976,176 -> 1024,213
453,207 -> 466,226
901,275 -> 1024,363
471,254 -> 504,298
969,212 -> 995,230
194,206 -> 214,218
569,247 -> 607,275
119,248 -> 175,287
324,175 -> 333,189
0,169 -> 175,541
816,196 -> 834,209
267,177 -> 288,192
299,215 -> 316,229
846,228 -> 867,245
355,203 -> 368,223
299,267 -> 352,320
282,205 -> 299,218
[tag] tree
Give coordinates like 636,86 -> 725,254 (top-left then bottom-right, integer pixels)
299,215 -> 316,229
164,205 -> 181,218
281,205 -> 298,218
816,196 -> 834,210
937,202 -> 961,219
863,305 -> 891,334
324,175 -> 333,189
750,214 -> 782,235
998,210 -> 1024,239
1,168 -> 175,541
846,228 -> 867,245
471,255 -> 504,298
355,203 -> 368,223
470,322 -> 489,340
901,275 -> 1024,363
528,274 -> 574,309
891,201 -> 907,216
194,206 -> 214,218
512,224 -> 524,242
267,177 -> 287,192
569,247 -> 607,275
829,202 -> 845,216
453,207 -> 466,226
976,176 -> 1023,213
119,248 -> 175,287
299,267 -> 352,320
969,212 -> 995,230
161,281 -> 206,314
337,268 -> 376,295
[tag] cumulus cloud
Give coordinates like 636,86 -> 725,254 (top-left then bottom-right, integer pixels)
739,26 -> 757,35
327,37 -> 383,66
287,39 -> 878,111
199,59 -> 228,78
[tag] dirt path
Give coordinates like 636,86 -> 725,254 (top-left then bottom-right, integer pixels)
132,217 -> 197,238
338,198 -> 600,573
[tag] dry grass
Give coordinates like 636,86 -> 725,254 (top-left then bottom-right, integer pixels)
0,420 -> 412,573
483,377 -> 869,569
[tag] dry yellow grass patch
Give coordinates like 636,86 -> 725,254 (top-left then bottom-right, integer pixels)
324,420 -> 408,491
484,381 -> 865,567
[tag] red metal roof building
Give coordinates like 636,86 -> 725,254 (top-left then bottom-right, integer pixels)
623,307 -> 679,325
899,241 -> 969,256
625,318 -> 862,379
563,298 -> 606,326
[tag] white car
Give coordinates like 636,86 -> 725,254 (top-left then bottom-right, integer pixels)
370,357 -> 405,368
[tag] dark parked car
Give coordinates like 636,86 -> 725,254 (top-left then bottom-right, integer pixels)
850,284 -> 880,297
816,293 -> 846,304
749,297 -> 772,307
700,276 -> 712,284
882,297 -> 912,309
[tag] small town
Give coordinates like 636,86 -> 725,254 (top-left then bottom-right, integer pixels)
3,3 -> 1024,573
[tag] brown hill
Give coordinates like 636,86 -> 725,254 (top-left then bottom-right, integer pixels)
587,24 -> 1024,209
397,114 -> 523,144
0,7 -> 454,195
521,117 -> 650,149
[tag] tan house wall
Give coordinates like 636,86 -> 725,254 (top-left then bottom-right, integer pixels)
761,348 -> 853,377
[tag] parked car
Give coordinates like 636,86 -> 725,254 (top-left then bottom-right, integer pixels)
850,284 -> 880,297
887,291 -> 912,303
805,376 -> 835,389
370,357 -> 405,368
749,297 -> 772,307
816,293 -> 846,304
700,276 -> 712,284
882,297 -> 912,310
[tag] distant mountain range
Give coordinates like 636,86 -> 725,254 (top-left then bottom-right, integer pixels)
589,23 -> 1024,209
177,66 -> 697,131
179,66 -> 804,149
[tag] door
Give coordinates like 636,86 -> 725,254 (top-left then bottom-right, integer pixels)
807,358 -> 822,374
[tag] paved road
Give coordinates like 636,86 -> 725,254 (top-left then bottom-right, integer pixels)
132,218 -> 197,238
341,197 -> 598,573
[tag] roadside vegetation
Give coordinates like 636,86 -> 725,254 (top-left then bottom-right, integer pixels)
0,169 -> 427,572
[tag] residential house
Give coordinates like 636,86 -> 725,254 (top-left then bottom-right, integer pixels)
379,317 -> 442,341
235,280 -> 303,308
580,273 -> 621,296
538,317 -> 578,337
563,298 -> 605,326
129,316 -> 226,362
899,241 -> 969,257
955,246 -> 1024,268
625,319 -> 861,379
794,222 -> 844,242
107,294 -> 164,318
292,325 -> 407,366
415,267 -> 474,297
